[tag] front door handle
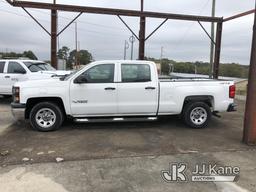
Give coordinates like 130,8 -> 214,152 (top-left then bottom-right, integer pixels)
105,87 -> 116,90
4,76 -> 10,78
145,86 -> 156,90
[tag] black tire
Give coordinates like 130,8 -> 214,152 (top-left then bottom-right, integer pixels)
182,102 -> 211,129
30,102 -> 64,132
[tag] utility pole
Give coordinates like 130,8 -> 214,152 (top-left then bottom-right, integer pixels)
160,46 -> 164,75
78,40 -> 80,68
209,0 -> 216,78
51,0 -> 58,69
160,46 -> 164,61
129,35 -> 135,60
75,21 -> 78,69
123,40 -> 129,60
138,0 -> 146,60
243,0 -> 256,145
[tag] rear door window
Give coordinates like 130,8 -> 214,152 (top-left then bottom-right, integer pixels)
121,64 -> 151,82
0,61 -> 5,73
7,62 -> 26,74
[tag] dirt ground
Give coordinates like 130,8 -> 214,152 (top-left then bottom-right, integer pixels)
0,97 -> 255,192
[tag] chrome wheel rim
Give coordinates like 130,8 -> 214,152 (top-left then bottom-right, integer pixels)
35,108 -> 56,128
190,107 -> 207,125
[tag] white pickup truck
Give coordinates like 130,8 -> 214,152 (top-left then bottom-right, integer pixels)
11,60 -> 236,131
0,59 -> 70,96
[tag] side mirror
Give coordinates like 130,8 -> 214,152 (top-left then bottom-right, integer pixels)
74,75 -> 88,84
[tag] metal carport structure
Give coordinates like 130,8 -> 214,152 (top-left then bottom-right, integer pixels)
5,0 -> 256,145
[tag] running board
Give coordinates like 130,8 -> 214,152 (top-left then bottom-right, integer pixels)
74,117 -> 158,123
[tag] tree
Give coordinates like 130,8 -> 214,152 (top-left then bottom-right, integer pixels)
58,46 -> 71,69
0,50 -> 37,60
144,57 -> 249,78
57,46 -> 70,61
23,50 -> 38,60
68,49 -> 93,66
161,59 -> 171,75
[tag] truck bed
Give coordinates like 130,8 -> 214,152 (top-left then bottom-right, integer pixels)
158,75 -> 232,82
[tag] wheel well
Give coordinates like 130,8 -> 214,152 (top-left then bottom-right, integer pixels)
182,96 -> 214,111
25,97 -> 66,119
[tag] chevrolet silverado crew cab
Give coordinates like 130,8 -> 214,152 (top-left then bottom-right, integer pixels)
0,59 -> 70,96
11,60 -> 236,132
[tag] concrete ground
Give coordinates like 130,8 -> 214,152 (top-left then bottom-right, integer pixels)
0,96 -> 13,135
0,97 -> 255,192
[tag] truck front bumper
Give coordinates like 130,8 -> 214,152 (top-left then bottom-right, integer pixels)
227,103 -> 237,112
11,103 -> 26,121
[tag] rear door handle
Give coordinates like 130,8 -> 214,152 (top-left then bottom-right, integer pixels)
4,76 -> 10,78
105,87 -> 116,90
145,86 -> 156,90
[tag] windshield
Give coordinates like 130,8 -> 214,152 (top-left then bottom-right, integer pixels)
24,62 -> 56,72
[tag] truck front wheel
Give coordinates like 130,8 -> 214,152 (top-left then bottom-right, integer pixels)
30,102 -> 64,132
182,102 -> 211,129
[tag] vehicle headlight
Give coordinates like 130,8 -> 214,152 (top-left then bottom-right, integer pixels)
12,86 -> 20,103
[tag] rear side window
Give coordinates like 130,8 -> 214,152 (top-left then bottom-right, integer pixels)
121,64 -> 151,82
0,61 -> 5,73
7,62 -> 26,74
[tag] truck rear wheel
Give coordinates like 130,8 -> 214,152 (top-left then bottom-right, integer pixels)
30,102 -> 64,132
182,102 -> 211,129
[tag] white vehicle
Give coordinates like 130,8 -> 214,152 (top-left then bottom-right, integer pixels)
11,60 -> 236,131
0,59 -> 70,96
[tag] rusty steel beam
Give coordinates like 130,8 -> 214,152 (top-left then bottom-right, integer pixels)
5,0 -> 13,4
139,0 -> 146,60
145,19 -> 168,41
138,17 -> 146,60
243,4 -> 256,145
213,22 -> 223,79
57,12 -> 83,36
51,7 -> 57,69
117,15 -> 139,40
224,9 -> 255,22
6,0 -> 222,22
197,21 -> 216,45
22,7 -> 51,36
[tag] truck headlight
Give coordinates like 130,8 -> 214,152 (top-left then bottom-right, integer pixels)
12,86 -> 20,103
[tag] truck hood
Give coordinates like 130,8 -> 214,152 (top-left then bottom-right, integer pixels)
37,70 -> 72,76
27,70 -> 72,81
14,78 -> 66,89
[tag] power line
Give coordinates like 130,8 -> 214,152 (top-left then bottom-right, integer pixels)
0,0 -> 127,31
0,8 -> 128,37
172,0 -> 211,50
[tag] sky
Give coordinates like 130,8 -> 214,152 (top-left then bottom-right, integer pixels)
0,0 -> 255,65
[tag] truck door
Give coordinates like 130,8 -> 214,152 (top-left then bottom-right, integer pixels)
117,63 -> 158,115
0,61 -> 7,94
4,61 -> 27,94
70,63 -> 118,116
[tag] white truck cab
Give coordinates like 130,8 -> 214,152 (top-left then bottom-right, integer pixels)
0,59 -> 70,96
11,60 -> 236,131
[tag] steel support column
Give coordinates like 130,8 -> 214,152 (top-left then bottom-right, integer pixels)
213,21 -> 223,79
51,4 -> 57,69
139,17 -> 146,60
243,2 -> 256,145
139,0 -> 145,60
